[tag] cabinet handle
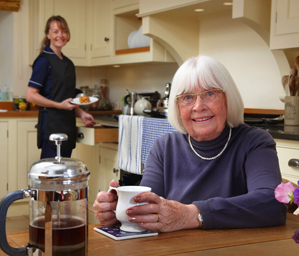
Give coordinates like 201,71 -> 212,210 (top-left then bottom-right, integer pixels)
288,159 -> 299,167
113,168 -> 119,173
104,37 -> 109,42
77,133 -> 84,139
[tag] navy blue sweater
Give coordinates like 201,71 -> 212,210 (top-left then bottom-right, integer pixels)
140,124 -> 287,229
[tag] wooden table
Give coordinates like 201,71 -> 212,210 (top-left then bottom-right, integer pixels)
1,213 -> 299,256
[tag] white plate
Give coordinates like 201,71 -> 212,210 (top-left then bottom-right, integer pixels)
70,96 -> 98,106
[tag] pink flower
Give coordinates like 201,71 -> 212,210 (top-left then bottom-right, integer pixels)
274,181 -> 295,204
294,187 -> 299,205
292,229 -> 299,243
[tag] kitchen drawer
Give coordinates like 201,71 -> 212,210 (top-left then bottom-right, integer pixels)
276,146 -> 299,183
76,126 -> 118,145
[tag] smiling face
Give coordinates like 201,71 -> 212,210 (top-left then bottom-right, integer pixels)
178,86 -> 227,141
47,21 -> 68,52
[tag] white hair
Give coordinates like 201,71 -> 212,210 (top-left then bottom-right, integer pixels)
168,55 -> 244,133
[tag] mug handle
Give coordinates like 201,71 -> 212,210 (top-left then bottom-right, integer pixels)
107,186 -> 118,213
0,190 -> 29,256
107,186 -> 118,195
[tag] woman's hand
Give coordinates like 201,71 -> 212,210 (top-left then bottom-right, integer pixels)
75,107 -> 96,126
93,180 -> 119,226
126,193 -> 201,232
60,98 -> 77,110
26,87 -> 76,110
80,111 -> 96,127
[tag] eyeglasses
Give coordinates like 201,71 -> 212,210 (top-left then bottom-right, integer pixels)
176,89 -> 225,106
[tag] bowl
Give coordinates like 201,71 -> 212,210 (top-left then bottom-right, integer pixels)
13,97 -> 30,111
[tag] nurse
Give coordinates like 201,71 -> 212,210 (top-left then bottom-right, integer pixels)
26,15 -> 95,159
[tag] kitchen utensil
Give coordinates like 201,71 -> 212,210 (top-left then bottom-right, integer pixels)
145,83 -> 171,117
281,75 -> 289,96
0,134 -> 90,256
143,109 -> 167,118
262,115 -> 284,124
70,96 -> 99,105
124,91 -> 138,115
156,83 -> 171,109
285,96 -> 299,125
134,97 -> 151,115
128,26 -> 150,49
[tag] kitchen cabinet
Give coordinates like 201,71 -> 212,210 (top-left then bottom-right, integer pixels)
29,0 -> 88,66
270,0 -> 299,50
88,0 -> 112,60
0,117 -> 41,217
275,139 -> 299,184
0,121 -> 8,199
17,120 -> 41,190
29,0 -> 175,66
73,142 -> 119,224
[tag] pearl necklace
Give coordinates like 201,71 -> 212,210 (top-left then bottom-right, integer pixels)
188,127 -> 232,161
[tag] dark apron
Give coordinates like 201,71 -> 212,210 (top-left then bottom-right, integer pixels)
35,52 -> 76,152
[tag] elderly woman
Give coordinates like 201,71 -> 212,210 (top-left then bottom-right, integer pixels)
93,55 -> 286,232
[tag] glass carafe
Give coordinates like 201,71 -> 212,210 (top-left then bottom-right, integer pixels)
0,134 -> 90,256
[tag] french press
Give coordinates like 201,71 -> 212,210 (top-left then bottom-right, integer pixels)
0,134 -> 90,256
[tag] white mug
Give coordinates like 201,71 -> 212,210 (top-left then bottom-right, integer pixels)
108,186 -> 151,232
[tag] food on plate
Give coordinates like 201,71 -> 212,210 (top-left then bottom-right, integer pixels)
79,96 -> 90,103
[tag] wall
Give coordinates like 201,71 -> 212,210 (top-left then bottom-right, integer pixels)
199,14 -> 284,110
1,2 -> 287,110
0,11 -> 14,92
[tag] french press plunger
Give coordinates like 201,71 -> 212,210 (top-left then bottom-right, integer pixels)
0,134 -> 90,256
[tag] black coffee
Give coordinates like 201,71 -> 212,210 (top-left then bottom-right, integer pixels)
29,216 -> 86,256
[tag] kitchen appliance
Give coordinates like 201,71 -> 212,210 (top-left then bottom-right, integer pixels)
134,97 -> 151,115
0,134 -> 90,256
143,83 -> 171,118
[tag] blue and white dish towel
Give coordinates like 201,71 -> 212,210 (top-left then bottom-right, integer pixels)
141,117 -> 176,164
118,115 -> 144,175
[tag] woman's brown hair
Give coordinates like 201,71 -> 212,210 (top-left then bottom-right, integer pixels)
39,15 -> 71,53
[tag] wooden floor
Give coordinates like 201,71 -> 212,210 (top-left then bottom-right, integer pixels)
6,215 -> 29,233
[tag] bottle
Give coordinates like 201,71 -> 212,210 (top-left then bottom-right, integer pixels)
100,79 -> 109,99
0,85 -> 12,101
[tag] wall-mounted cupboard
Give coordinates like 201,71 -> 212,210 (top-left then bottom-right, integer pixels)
28,0 -> 175,67
270,0 -> 299,50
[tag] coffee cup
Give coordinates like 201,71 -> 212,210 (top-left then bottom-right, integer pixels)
108,186 -> 151,232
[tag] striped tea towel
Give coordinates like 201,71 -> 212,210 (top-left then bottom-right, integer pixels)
118,115 -> 144,174
141,117 -> 176,165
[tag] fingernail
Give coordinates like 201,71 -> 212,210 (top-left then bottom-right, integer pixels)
126,209 -> 133,214
134,196 -> 140,202
129,217 -> 136,222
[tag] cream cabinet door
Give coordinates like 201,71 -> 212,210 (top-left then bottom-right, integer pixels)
98,144 -> 119,192
270,0 -> 299,49
89,0 -> 112,59
275,139 -> 299,184
41,0 -> 87,60
17,120 -> 41,190
0,122 -> 8,199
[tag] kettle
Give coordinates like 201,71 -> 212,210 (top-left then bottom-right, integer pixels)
134,97 -> 151,115
0,134 -> 90,256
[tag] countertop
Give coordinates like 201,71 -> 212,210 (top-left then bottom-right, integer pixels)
0,110 -> 121,118
1,107 -> 299,141
1,213 -> 299,256
247,123 -> 299,141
